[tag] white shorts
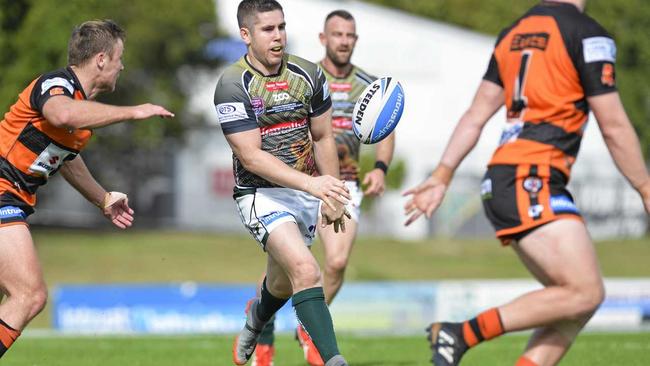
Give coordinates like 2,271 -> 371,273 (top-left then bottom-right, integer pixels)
319,181 -> 363,223
233,186 -> 321,249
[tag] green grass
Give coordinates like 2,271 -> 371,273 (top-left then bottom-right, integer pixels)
33,229 -> 650,284
28,229 -> 650,329
4,332 -> 650,366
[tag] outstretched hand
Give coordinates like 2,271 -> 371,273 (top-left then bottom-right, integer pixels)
101,191 -> 134,229
132,103 -> 175,120
363,168 -> 386,197
403,176 -> 448,226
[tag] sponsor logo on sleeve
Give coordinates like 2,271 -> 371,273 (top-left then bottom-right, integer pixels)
41,77 -> 74,96
601,63 -> 615,87
215,102 -> 248,124
583,37 -> 616,63
49,87 -> 65,96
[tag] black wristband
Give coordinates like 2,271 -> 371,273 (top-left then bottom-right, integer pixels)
374,161 -> 389,174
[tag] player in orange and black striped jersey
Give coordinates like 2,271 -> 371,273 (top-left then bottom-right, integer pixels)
0,20 -> 173,359
405,1 -> 650,365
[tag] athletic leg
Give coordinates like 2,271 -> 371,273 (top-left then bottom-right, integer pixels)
0,225 -> 48,357
318,219 -> 358,304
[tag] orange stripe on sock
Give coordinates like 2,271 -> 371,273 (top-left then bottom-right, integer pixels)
462,322 -> 479,347
0,323 -> 20,349
477,308 -> 504,340
515,356 -> 539,366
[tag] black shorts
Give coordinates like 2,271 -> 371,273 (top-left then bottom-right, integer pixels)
0,192 -> 34,227
481,164 -> 582,244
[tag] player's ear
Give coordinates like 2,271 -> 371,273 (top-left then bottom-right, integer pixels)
240,27 -> 252,46
319,32 -> 326,46
95,52 -> 106,70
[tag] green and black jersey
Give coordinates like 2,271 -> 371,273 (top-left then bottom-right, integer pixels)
320,63 -> 376,182
214,54 -> 332,188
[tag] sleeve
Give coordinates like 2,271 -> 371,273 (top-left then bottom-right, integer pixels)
30,74 -> 75,113
213,75 -> 259,135
482,53 -> 503,87
309,66 -> 332,117
574,22 -> 617,96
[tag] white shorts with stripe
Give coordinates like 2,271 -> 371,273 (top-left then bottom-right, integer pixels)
233,186 -> 320,249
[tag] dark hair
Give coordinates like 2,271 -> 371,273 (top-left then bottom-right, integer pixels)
325,9 -> 355,25
237,0 -> 284,29
68,19 -> 126,66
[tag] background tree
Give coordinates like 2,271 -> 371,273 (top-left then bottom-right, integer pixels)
363,0 -> 650,157
0,0 -> 219,224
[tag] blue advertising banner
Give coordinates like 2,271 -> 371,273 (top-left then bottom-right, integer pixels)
53,280 -> 650,334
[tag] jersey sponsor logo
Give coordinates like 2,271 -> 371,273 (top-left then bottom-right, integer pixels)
510,32 -> 549,51
354,83 -> 381,126
583,37 -> 616,63
0,206 -> 26,220
523,176 -> 543,193
251,97 -> 265,116
28,143 -> 76,177
265,81 -> 289,91
330,82 -> 352,92
266,102 -> 304,115
216,102 -> 248,124
273,92 -> 291,103
49,87 -> 66,96
550,194 -> 579,215
260,118 -> 307,137
601,63 -> 615,87
332,117 -> 353,130
480,178 -> 493,200
41,77 -> 74,96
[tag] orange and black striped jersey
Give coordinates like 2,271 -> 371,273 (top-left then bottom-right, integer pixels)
484,1 -> 617,177
0,67 -> 92,206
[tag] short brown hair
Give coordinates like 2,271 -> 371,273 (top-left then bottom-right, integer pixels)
237,0 -> 283,29
68,20 -> 126,66
325,9 -> 355,25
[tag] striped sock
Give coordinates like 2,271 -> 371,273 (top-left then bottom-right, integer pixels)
0,318 -> 20,358
462,308 -> 504,347
515,356 -> 539,366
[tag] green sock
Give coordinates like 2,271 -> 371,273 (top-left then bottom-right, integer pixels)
292,287 -> 340,363
256,277 -> 289,322
257,315 -> 275,345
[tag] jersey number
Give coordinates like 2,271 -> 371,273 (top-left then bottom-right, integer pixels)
509,51 -> 533,119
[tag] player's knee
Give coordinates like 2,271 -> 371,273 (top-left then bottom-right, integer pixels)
570,282 -> 605,319
325,255 -> 348,275
17,283 -> 48,319
292,261 -> 321,288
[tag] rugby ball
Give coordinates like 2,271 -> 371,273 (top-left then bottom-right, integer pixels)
352,77 -> 404,144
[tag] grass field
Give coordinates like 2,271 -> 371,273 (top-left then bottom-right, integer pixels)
13,229 -> 650,365
4,333 -> 650,366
